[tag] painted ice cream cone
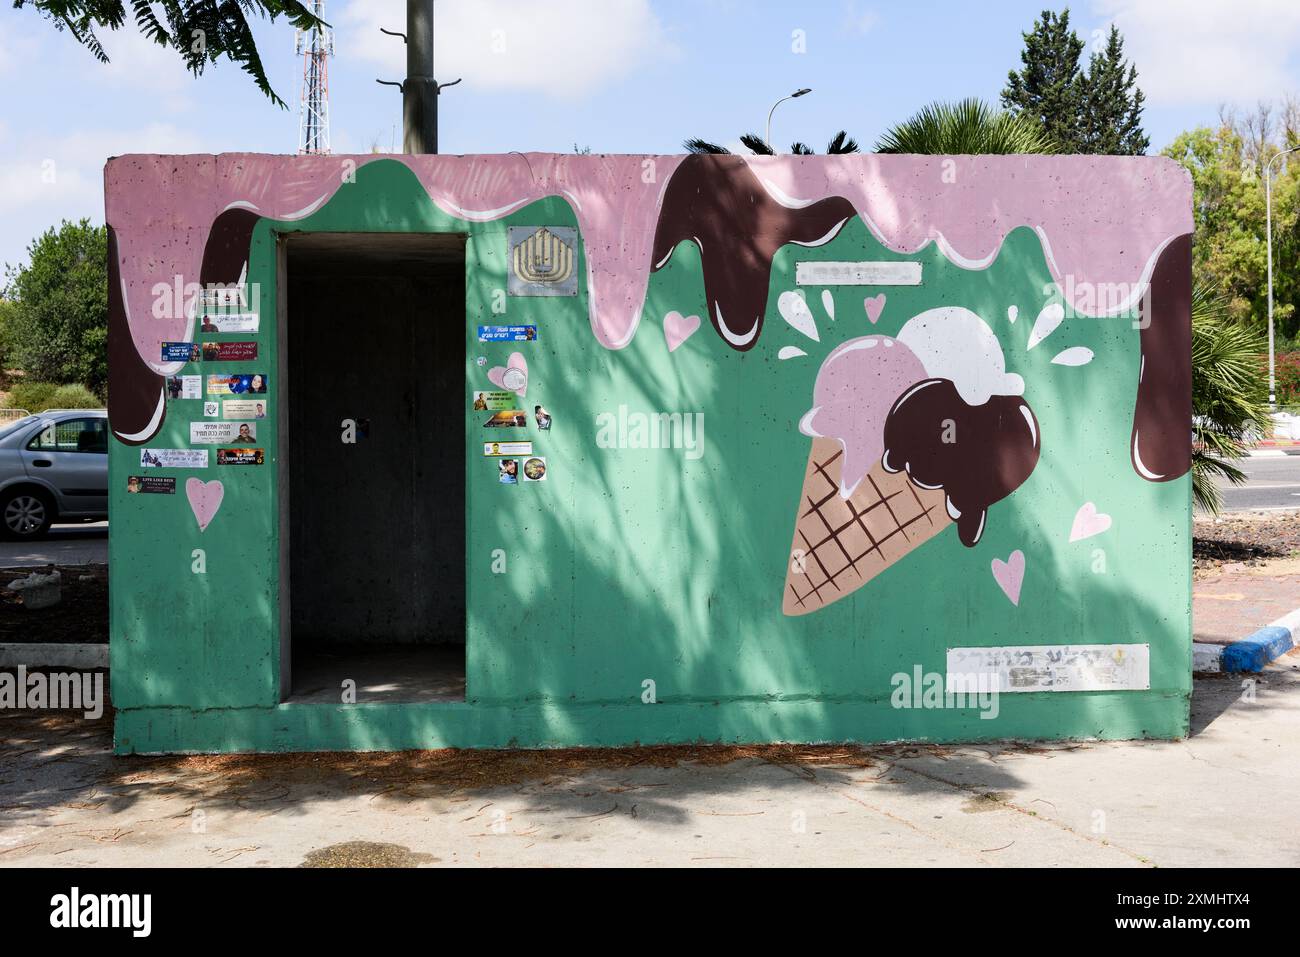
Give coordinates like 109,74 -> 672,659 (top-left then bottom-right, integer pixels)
783,437 -> 950,615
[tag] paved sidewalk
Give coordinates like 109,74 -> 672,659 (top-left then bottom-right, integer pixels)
2,658 -> 1298,868
1194,560 -> 1300,647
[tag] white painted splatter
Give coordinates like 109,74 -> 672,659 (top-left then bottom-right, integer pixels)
1008,305 -> 1018,324
778,290 -> 820,342
1051,346 -> 1094,367
1027,302 -> 1065,350
821,289 -> 835,320
778,346 -> 808,360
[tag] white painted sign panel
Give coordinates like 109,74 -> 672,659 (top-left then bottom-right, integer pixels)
796,261 -> 922,286
946,644 -> 1150,693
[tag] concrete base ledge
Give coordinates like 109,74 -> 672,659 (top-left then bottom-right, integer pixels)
0,643 -> 108,669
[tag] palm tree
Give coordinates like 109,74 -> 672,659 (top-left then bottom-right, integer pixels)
876,98 -> 1059,154
1191,282 -> 1273,513
683,131 -> 861,155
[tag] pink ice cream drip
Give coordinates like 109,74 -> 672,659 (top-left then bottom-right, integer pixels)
800,336 -> 927,498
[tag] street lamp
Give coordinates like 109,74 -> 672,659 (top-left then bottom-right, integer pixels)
766,88 -> 812,152
1265,144 -> 1299,409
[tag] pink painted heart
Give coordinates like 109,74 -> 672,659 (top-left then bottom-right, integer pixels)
663,311 -> 701,353
1069,502 -> 1112,543
487,351 -> 528,396
864,293 -> 886,324
186,478 -> 224,533
991,550 -> 1025,606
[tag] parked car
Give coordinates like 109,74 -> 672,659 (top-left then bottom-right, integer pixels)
0,409 -> 108,539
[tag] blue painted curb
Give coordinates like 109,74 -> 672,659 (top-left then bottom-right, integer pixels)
1204,609 -> 1300,673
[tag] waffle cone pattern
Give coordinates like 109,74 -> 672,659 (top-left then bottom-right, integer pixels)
783,437 -> 951,616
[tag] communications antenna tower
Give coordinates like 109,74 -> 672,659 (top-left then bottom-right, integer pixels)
296,0 -> 333,155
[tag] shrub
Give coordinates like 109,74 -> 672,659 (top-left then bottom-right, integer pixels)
5,381 -> 59,413
1275,351 -> 1300,405
49,383 -> 101,409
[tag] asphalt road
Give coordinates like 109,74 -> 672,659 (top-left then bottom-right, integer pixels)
0,522 -> 107,569
1217,452 -> 1300,512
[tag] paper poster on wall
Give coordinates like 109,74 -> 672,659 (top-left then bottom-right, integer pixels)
534,405 -> 552,430
191,422 -> 258,444
498,458 -> 519,484
202,341 -> 258,361
483,410 -> 527,428
223,399 -> 268,419
203,401 -> 220,418
946,644 -> 1151,693
216,447 -> 264,465
162,342 -> 202,363
522,456 -> 548,482
126,475 -> 176,494
166,375 -> 202,400
478,325 -> 538,343
508,226 -> 578,297
140,448 -> 208,469
200,312 -> 260,333
472,390 -> 516,411
206,373 -> 268,395
484,441 -> 532,457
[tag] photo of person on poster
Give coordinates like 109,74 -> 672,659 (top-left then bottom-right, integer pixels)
499,458 -> 518,484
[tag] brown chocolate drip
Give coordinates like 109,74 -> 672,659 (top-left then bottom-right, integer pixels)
1131,233 -> 1192,482
200,207 -> 261,286
106,225 -> 164,445
881,379 -> 1041,547
651,154 -> 855,350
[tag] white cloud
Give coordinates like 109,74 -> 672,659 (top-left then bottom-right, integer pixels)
340,0 -> 676,98
1093,0 -> 1300,106
841,2 -> 879,36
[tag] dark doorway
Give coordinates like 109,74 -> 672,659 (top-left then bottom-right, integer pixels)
282,232 -> 466,703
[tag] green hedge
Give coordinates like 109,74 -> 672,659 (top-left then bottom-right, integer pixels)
3,381 -> 101,414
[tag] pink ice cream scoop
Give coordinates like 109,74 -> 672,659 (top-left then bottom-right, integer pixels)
799,335 -> 928,497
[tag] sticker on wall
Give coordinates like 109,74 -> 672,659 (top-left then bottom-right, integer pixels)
191,422 -> 258,444
484,441 -> 532,457
185,478 -> 224,532
521,456 -> 548,482
140,448 -> 208,469
483,410 -> 528,428
162,342 -> 202,363
498,458 -> 519,484
216,447 -> 264,465
223,399 -> 268,420
487,352 -> 528,396
946,644 -> 1150,692
472,390 -> 516,411
207,373 -> 268,395
203,401 -> 220,418
508,226 -> 578,297
126,475 -> 175,494
201,341 -> 258,362
166,375 -> 202,400
478,325 -> 538,343
199,312 -> 259,334
534,405 -> 552,430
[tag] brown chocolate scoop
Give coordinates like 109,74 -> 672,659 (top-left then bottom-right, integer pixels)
881,378 -> 1040,546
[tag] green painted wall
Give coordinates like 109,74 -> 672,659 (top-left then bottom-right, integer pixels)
110,158 -> 1190,752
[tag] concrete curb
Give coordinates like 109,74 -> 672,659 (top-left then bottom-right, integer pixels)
1194,608 -> 1300,673
0,643 -> 108,669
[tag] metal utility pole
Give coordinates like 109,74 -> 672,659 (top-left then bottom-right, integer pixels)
377,0 -> 461,154
296,0 -> 333,155
1265,144 -> 1299,409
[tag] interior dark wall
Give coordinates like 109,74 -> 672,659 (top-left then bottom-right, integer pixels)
287,241 -> 465,645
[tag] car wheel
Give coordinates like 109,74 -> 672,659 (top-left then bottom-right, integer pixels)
1,489 -> 54,540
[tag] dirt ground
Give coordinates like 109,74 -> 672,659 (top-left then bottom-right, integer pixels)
1193,511 -> 1300,579
0,563 -> 108,643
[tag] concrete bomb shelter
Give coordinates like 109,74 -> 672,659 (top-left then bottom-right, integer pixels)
105,152 -> 1193,753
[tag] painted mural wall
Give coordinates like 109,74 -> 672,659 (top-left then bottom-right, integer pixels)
105,152 -> 1193,753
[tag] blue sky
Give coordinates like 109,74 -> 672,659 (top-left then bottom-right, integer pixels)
1,0 -> 1298,269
